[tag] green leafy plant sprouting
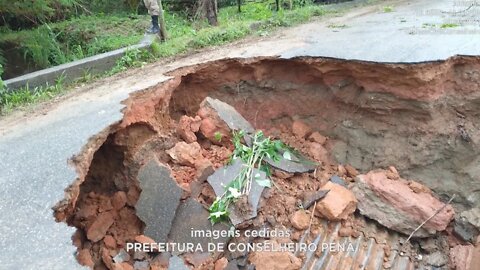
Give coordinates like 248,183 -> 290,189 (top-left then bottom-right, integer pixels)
208,130 -> 294,224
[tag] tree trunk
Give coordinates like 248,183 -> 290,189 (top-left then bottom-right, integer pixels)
205,0 -> 218,26
214,0 -> 218,15
158,0 -> 168,41
237,0 -> 242,13
275,0 -> 280,11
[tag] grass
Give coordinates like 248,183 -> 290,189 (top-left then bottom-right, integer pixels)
0,1 -> 360,114
0,14 -> 147,69
440,23 -> 459,29
383,6 -> 394,12
0,76 -> 67,114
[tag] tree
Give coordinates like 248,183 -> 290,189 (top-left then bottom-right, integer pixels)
158,0 -> 168,40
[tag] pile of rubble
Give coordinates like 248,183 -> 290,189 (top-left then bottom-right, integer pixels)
66,97 -> 478,270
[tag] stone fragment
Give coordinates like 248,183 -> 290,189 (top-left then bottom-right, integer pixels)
77,249 -> 94,268
113,249 -> 131,264
249,240 -> 301,270
166,141 -> 204,167
290,210 -> 310,230
198,97 -> 254,144
177,115 -> 202,143
168,256 -> 190,270
337,165 -> 347,177
454,218 -> 479,244
265,152 -> 317,173
136,159 -> 182,243
315,182 -> 356,221
461,208 -> 480,230
196,159 -> 215,182
344,164 -> 359,177
133,260 -> 149,270
292,120 -> 312,139
214,257 -> 228,270
104,235 -> 117,249
207,159 -> 266,225
408,180 -> 432,194
184,252 -> 211,268
134,235 -> 156,245
450,245 -> 473,270
308,142 -> 329,163
301,189 -> 330,209
168,198 -> 230,255
112,191 -> 127,210
308,132 -> 327,145
86,211 -> 114,242
352,169 -> 455,237
425,251 -> 448,267
330,175 -> 346,187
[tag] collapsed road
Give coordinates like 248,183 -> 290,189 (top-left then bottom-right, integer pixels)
1,0 -> 480,269
53,56 -> 480,270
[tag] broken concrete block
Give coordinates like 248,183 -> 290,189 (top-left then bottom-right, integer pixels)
166,141 -> 204,167
352,169 -> 455,237
198,97 -> 254,144
315,182 -> 356,221
136,159 -> 182,243
207,158 -> 266,225
168,256 -> 189,270
301,189 -> 329,209
168,198 -> 230,255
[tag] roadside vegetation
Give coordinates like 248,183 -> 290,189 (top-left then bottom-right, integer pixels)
0,0 -> 359,114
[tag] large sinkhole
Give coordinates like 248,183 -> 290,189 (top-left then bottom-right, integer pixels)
54,56 -> 480,270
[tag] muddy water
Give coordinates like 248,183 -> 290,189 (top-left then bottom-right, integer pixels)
54,56 -> 480,269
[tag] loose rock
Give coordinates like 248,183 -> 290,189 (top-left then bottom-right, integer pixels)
449,245 -> 473,270
315,182 -> 356,221
86,211 -> 114,242
166,142 -> 204,167
292,120 -> 312,139
177,115 -> 202,143
290,210 -> 310,230
352,169 -> 455,237
249,240 -> 301,270
308,132 -> 327,145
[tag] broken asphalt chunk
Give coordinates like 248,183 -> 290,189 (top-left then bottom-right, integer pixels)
201,97 -> 254,133
264,152 -> 317,173
302,189 -> 330,209
330,175 -> 347,187
136,159 -> 182,243
168,198 -> 230,255
207,159 -> 266,225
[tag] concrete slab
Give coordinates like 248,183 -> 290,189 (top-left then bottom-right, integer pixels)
136,159 -> 182,243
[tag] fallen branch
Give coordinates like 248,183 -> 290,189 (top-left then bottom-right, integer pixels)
403,194 -> 456,245
307,201 -> 317,237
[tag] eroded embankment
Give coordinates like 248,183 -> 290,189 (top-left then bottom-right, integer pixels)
53,56 -> 480,270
